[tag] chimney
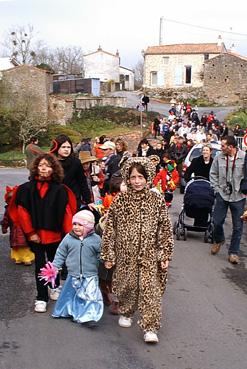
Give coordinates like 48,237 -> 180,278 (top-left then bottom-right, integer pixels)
116,49 -> 120,64
159,17 -> 165,45
217,35 -> 222,46
98,45 -> 102,51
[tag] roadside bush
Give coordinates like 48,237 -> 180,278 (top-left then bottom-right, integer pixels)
227,109 -> 247,129
41,125 -> 81,146
0,108 -> 20,151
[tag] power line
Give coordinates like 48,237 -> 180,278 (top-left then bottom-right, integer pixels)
163,18 -> 247,38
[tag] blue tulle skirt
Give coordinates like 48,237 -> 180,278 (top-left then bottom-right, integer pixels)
52,275 -> 104,323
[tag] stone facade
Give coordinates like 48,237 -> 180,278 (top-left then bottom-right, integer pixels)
2,65 -> 53,118
143,43 -> 225,89
75,96 -> 126,110
203,53 -> 247,104
48,95 -> 74,125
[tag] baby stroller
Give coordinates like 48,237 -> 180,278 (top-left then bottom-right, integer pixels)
173,177 -> 215,242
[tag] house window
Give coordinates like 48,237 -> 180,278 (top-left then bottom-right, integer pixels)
185,66 -> 192,84
204,54 -> 209,61
163,57 -> 169,64
151,71 -> 157,85
125,75 -> 129,81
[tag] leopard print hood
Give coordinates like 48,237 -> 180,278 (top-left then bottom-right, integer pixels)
120,156 -> 158,188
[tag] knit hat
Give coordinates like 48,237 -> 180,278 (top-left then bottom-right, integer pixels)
72,210 -> 95,226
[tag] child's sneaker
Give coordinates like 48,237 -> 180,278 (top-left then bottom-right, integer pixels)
144,331 -> 159,343
118,315 -> 132,328
49,286 -> 62,301
34,300 -> 47,313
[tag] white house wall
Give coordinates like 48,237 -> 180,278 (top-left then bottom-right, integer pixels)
84,52 -> 120,82
143,53 -> 220,88
119,66 -> 134,91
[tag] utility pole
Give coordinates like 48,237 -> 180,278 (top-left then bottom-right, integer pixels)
159,16 -> 165,45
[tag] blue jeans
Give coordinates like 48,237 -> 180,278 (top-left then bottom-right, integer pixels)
213,194 -> 246,255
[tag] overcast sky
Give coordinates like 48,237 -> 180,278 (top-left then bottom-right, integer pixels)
0,0 -> 247,69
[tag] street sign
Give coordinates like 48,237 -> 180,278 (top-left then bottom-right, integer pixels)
137,104 -> 145,112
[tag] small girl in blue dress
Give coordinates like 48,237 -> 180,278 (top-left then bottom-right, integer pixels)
45,210 -> 103,324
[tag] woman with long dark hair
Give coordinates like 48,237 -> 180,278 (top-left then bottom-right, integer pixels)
50,134 -> 93,210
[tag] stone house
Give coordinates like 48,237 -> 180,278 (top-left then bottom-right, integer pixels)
143,42 -> 227,89
84,46 -> 134,91
203,52 -> 247,104
2,64 -> 53,119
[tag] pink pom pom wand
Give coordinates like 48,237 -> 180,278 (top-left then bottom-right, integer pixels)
38,262 -> 58,288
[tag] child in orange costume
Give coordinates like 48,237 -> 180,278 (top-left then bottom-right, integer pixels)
1,186 -> 35,265
153,155 -> 179,207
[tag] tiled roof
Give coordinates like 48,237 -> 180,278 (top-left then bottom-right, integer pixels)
145,43 -> 226,55
205,51 -> 247,63
226,50 -> 247,61
3,64 -> 51,73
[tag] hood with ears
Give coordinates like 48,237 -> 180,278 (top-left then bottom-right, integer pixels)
120,156 -> 156,188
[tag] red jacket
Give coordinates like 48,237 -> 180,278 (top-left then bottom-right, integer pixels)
153,168 -> 179,192
9,182 -> 76,245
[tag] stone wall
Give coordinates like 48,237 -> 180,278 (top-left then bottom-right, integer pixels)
2,65 -> 52,118
143,87 -> 207,103
203,53 -> 247,104
75,96 -> 126,110
48,95 -> 74,125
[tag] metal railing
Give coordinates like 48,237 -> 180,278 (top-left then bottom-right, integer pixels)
235,136 -> 244,149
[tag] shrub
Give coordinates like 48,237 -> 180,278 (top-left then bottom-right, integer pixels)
227,110 -> 247,129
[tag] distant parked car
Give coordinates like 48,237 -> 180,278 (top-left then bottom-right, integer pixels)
180,142 -> 221,194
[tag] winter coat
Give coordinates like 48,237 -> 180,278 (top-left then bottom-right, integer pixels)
184,155 -> 213,182
101,187 -> 174,297
59,156 -> 91,206
53,231 -> 101,278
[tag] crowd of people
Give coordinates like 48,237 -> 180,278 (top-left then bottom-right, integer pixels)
1,104 -> 247,344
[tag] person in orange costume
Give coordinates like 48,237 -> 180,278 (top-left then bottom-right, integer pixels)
9,153 -> 77,313
153,154 -> 179,206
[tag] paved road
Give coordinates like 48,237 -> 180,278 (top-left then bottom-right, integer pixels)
1,169 -> 247,369
110,91 -> 237,122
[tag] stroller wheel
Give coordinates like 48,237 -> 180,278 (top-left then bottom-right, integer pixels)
204,231 -> 209,243
176,228 -> 181,240
183,228 -> 187,241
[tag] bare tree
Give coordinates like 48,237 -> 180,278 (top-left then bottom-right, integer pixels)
0,82 -> 47,152
52,46 -> 84,75
1,25 -> 84,74
33,45 -> 84,75
133,60 -> 144,89
16,103 -> 47,153
1,24 -> 38,64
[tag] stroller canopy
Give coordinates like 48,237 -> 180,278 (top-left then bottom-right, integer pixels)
184,178 -> 215,218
